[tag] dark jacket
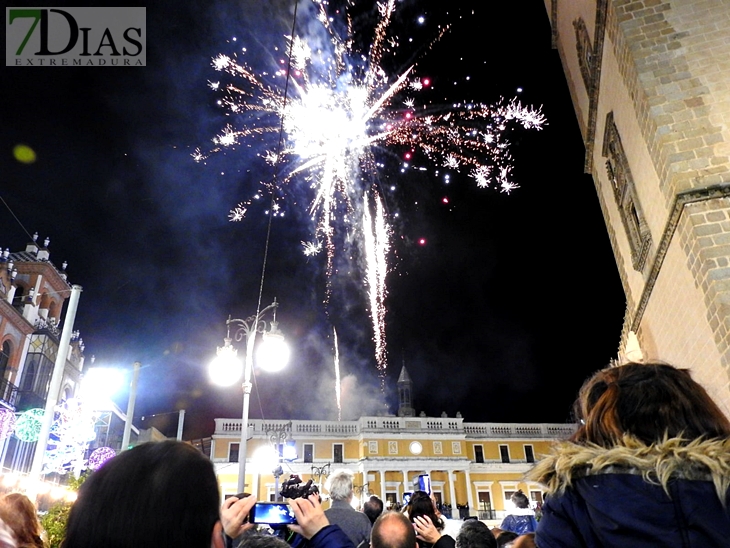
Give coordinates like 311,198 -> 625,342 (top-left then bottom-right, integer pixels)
289,524 -> 356,548
526,436 -> 730,547
324,499 -> 372,547
433,535 -> 455,548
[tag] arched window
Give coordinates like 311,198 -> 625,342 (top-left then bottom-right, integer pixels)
21,359 -> 37,391
12,285 -> 25,312
0,341 -> 10,380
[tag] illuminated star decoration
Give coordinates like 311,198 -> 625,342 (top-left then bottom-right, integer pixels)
197,0 -> 545,381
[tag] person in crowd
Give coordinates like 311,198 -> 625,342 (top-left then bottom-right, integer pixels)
289,495 -> 355,548
62,440 -> 225,548
407,491 -> 444,548
0,493 -> 43,548
508,535 -> 535,548
527,361 -> 730,547
323,469 -> 371,547
491,530 -> 518,547
0,519 -> 15,548
363,496 -> 384,525
62,439 -> 353,548
430,495 -> 461,540
497,491 -> 536,536
222,491 -> 354,548
371,511 -> 418,548
455,520 -> 496,548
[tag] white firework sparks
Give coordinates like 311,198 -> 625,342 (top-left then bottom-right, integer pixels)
200,1 -> 545,379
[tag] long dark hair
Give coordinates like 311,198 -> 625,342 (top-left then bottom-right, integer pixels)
571,362 -> 730,446
62,440 -> 220,548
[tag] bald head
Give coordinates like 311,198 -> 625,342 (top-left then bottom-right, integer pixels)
371,511 -> 417,548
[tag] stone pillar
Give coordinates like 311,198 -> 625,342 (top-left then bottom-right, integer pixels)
464,470 -> 475,511
448,470 -> 457,508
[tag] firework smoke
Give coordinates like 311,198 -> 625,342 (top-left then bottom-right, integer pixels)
333,326 -> 341,422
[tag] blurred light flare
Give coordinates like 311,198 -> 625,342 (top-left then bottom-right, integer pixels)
199,0 -> 545,378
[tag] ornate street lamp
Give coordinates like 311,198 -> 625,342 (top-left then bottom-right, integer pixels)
210,299 -> 289,494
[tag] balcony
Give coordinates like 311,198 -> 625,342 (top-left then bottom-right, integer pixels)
213,417 -> 577,439
0,379 -> 18,410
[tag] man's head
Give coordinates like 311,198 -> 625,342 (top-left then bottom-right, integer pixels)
457,520 -> 497,548
62,440 -> 222,548
364,496 -> 384,524
371,511 -> 417,548
325,469 -> 354,502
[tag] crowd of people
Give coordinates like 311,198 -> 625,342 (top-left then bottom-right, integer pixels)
0,361 -> 728,547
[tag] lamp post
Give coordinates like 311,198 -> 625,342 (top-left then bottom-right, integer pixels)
82,362 -> 140,453
268,421 -> 292,501
210,299 -> 289,494
120,361 -> 140,451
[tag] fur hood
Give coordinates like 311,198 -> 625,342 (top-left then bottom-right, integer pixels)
527,436 -> 730,502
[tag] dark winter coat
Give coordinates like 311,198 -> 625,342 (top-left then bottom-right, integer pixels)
526,436 -> 730,548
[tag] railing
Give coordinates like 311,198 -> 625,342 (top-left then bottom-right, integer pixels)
0,379 -> 18,409
213,418 -> 577,438
463,423 -> 576,438
14,390 -> 45,412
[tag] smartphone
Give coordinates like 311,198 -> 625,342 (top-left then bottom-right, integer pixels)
249,502 -> 297,525
417,474 -> 431,495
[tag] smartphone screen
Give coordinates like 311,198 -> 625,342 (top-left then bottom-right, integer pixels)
249,502 -> 297,525
417,474 -> 431,495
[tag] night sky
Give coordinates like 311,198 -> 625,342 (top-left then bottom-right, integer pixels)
1,1 -> 626,440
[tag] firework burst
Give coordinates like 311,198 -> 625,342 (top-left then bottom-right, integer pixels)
198,0 -> 545,381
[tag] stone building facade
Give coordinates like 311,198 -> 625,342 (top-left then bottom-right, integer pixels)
544,0 -> 730,411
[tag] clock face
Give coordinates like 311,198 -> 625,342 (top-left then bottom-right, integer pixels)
409,441 -> 423,455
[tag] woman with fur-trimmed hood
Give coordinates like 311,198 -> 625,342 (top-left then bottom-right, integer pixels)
527,362 -> 730,547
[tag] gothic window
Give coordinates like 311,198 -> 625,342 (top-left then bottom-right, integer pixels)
573,17 -> 593,90
0,341 -> 10,380
12,285 -> 25,312
603,112 -> 652,271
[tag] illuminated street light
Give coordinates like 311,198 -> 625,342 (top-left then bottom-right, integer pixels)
81,362 -> 140,452
210,299 -> 289,493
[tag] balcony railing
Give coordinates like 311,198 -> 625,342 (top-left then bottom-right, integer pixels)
213,418 -> 576,439
0,379 -> 18,409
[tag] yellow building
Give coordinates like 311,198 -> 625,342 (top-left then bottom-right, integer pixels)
210,416 -> 574,520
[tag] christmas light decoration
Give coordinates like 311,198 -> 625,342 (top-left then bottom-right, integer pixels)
88,446 -> 116,470
0,409 -> 16,440
15,408 -> 45,442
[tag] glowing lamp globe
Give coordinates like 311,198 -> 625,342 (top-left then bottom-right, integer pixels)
209,343 -> 243,386
15,408 -> 45,442
81,368 -> 125,406
257,324 -> 289,373
88,447 -> 116,470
